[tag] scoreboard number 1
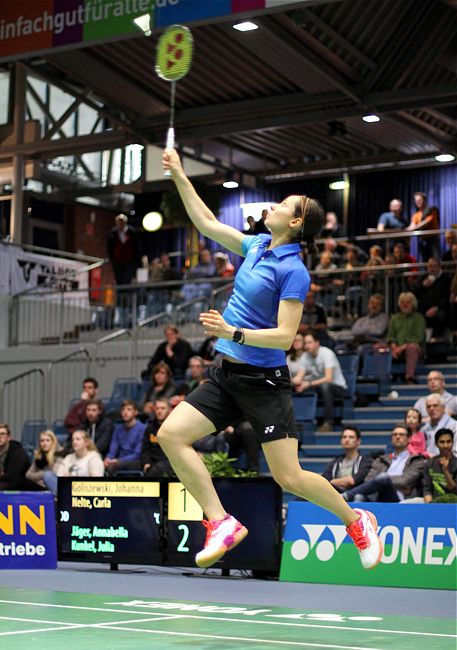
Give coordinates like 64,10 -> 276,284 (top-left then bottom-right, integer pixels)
168,482 -> 203,521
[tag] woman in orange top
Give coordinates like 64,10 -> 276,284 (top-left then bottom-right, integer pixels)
407,191 -> 440,261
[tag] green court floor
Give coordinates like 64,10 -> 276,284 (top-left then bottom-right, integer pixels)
0,587 -> 455,649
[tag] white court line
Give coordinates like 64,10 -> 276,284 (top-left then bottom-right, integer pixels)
0,615 -> 81,626
0,625 -> 88,637
94,624 -> 383,650
0,599 -> 455,639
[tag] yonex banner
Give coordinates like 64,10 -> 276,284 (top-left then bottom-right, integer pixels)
280,503 -> 457,590
0,492 -> 57,569
0,1 -> 313,63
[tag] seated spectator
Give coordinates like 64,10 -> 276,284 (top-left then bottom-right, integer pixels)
254,209 -> 269,234
159,252 -> 180,282
141,326 -> 193,379
63,377 -> 99,434
295,331 -> 347,432
404,408 -> 428,457
139,361 -> 176,419
185,356 -> 207,393
377,199 -> 408,231
414,371 -> 457,420
342,424 -> 424,502
422,395 -> 457,457
392,241 -> 416,265
197,335 -> 223,367
223,420 -> 260,473
348,294 -> 388,351
322,426 -> 373,493
44,430 -> 105,494
141,398 -> 174,477
287,332 -> 306,385
213,252 -> 234,277
415,257 -> 450,339
442,229 -> 457,262
104,400 -> 145,476
181,248 -> 217,301
321,211 -> 346,239
298,291 -> 333,347
422,428 -> 457,503
81,399 -> 114,458
321,237 -> 342,265
406,192 -> 440,261
148,257 -> 163,282
311,250 -> 339,312
242,215 -> 256,235
26,429 -> 64,489
0,423 -> 38,491
375,292 -> 426,384
361,245 -> 384,293
451,260 -> 457,344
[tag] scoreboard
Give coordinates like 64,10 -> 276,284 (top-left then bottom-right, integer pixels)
58,477 -> 282,572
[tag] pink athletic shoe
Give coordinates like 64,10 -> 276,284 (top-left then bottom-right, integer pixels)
346,508 -> 383,570
195,514 -> 248,568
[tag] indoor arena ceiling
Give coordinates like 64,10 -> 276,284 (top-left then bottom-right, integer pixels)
13,0 -> 457,185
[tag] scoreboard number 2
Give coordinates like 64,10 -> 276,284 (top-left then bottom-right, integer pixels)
168,482 -> 203,521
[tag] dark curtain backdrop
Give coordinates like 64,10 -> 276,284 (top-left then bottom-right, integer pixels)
348,164 -> 457,255
134,163 -> 456,264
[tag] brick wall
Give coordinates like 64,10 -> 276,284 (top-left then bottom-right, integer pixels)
70,204 -> 116,285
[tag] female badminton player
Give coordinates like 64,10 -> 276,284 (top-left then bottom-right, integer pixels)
159,148 -> 383,571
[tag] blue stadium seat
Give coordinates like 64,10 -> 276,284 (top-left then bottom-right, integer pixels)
292,393 -> 318,441
21,420 -> 48,459
360,349 -> 392,396
51,419 -> 67,445
110,377 -> 142,408
336,352 -> 359,373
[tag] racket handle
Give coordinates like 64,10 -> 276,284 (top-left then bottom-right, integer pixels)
164,127 -> 175,177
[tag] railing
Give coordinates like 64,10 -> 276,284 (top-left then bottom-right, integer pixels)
0,368 -> 46,438
6,252 -> 457,345
46,348 -> 91,424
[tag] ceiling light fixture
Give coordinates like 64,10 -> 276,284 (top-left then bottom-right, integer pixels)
233,21 -> 258,32
223,169 -> 239,189
435,153 -> 455,162
362,114 -> 380,123
329,180 -> 348,190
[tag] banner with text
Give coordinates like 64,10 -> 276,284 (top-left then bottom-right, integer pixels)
0,0 -> 309,62
280,503 -> 456,590
0,243 -> 88,296
0,492 -> 57,569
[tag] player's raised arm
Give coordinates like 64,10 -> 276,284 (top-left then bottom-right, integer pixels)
163,148 -> 245,257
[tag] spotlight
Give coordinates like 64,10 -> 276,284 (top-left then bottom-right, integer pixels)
142,211 -> 163,232
362,114 -> 380,123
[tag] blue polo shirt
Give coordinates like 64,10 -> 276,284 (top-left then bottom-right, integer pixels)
215,234 -> 310,367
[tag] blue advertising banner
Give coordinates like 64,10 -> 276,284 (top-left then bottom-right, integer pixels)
280,503 -> 457,590
0,492 -> 57,569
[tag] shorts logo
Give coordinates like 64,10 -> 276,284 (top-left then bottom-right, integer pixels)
264,425 -> 275,434
275,370 -> 281,377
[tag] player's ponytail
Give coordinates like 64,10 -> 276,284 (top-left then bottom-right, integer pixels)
294,196 -> 324,258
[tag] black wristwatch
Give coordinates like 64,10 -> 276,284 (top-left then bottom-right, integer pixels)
232,328 -> 244,344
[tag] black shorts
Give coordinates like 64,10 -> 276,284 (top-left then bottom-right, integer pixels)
185,360 -> 298,444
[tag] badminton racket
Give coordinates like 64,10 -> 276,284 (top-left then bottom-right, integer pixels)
155,25 -> 193,177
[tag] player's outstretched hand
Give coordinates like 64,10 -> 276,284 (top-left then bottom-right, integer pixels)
162,148 -> 184,179
199,309 -> 234,340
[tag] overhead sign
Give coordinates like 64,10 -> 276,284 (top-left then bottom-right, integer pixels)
0,492 -> 57,569
0,0 -> 311,63
0,0 -> 156,62
280,503 -> 457,590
